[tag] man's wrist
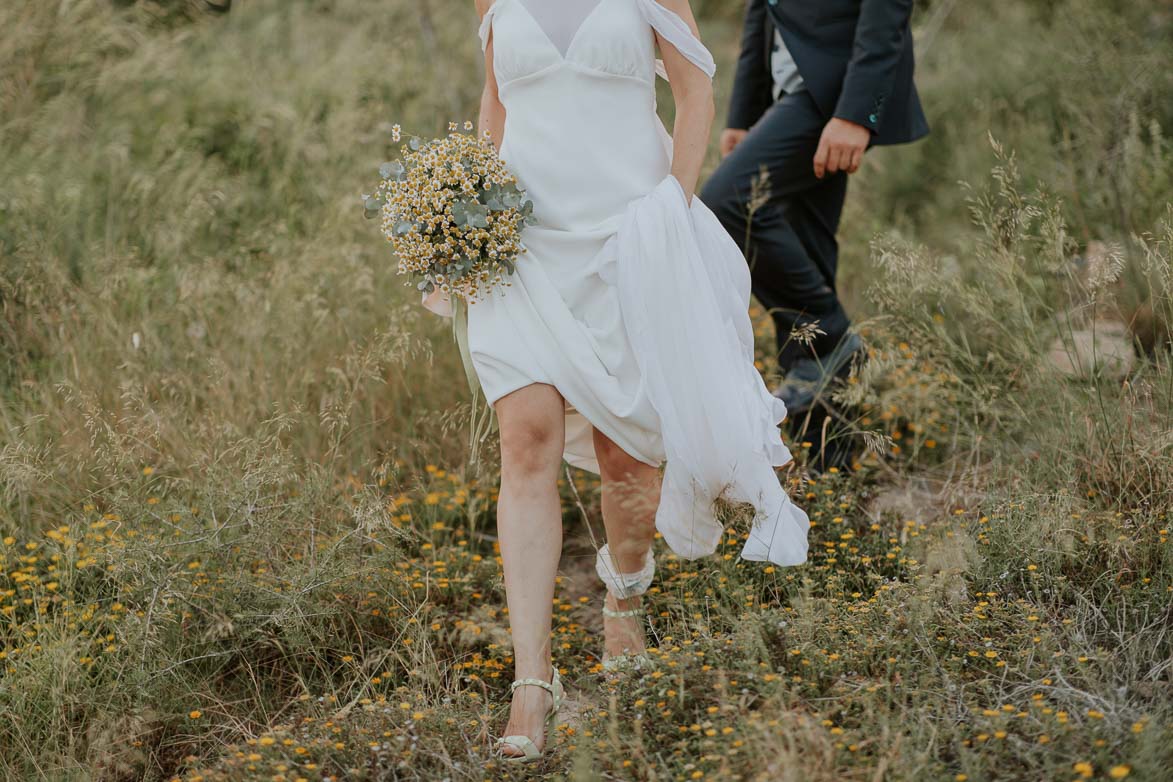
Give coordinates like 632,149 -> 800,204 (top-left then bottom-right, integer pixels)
830,115 -> 874,134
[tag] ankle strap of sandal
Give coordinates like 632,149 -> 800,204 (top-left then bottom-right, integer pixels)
602,604 -> 644,619
510,677 -> 553,694
509,667 -> 562,709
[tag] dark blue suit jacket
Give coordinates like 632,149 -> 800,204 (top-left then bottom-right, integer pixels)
727,0 -> 929,146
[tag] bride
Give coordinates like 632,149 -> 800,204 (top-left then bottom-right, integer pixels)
459,0 -> 811,761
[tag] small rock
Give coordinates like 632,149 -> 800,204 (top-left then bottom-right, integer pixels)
867,484 -> 942,525
1046,320 -> 1134,380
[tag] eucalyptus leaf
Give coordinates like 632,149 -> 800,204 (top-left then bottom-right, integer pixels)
380,161 -> 406,181
455,200 -> 489,229
394,221 -> 414,236
452,200 -> 470,225
481,185 -> 504,210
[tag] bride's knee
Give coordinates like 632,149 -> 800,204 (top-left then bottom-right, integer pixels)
500,418 -> 562,478
593,431 -> 647,482
496,384 -> 565,479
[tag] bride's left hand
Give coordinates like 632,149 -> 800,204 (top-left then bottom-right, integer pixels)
665,174 -> 695,206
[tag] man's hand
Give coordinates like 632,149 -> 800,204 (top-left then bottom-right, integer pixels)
813,118 -> 871,178
720,128 -> 749,158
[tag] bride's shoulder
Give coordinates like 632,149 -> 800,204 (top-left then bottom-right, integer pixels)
640,0 -> 699,27
474,0 -> 495,18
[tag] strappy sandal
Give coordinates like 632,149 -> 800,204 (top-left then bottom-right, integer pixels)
495,665 -> 564,763
596,543 -> 656,675
601,599 -> 654,673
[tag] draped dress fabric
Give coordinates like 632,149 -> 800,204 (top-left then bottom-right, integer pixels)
455,0 -> 810,566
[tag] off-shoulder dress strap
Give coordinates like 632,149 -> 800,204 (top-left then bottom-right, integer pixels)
478,0 -> 502,52
635,0 -> 716,80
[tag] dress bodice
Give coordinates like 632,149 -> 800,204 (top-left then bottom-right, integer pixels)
477,0 -> 717,231
480,0 -> 715,92
486,0 -> 657,88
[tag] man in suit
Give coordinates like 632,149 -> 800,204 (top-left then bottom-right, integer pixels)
700,0 -> 929,454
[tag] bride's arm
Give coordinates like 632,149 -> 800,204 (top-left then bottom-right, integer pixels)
654,0 -> 715,203
475,0 -> 506,149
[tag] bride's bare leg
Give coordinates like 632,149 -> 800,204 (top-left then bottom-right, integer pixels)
592,428 -> 661,659
495,383 -> 566,756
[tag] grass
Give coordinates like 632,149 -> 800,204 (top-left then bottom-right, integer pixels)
1,0 -> 1170,779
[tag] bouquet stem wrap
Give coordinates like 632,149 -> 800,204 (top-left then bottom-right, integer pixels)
452,297 -> 497,469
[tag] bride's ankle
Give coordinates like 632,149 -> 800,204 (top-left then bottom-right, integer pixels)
607,594 -> 641,612
512,659 -> 554,682
510,686 -> 551,711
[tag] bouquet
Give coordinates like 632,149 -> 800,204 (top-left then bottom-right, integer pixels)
364,121 -> 534,306
364,122 -> 532,467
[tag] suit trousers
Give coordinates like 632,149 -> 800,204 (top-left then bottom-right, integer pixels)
700,90 -> 851,373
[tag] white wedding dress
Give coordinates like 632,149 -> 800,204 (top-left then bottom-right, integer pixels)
439,0 -> 810,566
